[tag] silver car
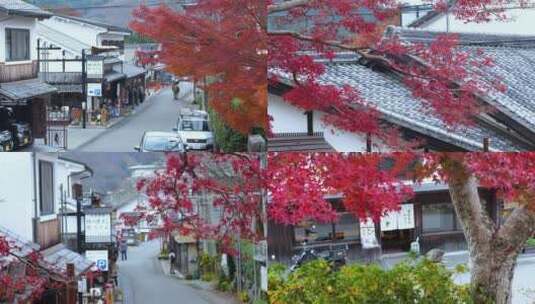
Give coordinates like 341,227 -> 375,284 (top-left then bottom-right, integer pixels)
135,131 -> 186,152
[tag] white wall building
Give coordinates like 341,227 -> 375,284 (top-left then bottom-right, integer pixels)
0,152 -> 91,249
269,93 -> 389,152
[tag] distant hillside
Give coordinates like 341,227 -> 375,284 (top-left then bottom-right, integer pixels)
61,152 -> 166,195
28,0 -> 186,28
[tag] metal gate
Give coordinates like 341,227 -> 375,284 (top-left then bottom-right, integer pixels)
46,106 -> 68,150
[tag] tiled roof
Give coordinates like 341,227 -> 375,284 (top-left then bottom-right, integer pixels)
0,226 -> 40,263
269,57 -> 527,151
386,26 -> 535,136
317,61 -> 525,151
0,0 -> 51,18
0,78 -> 57,102
40,243 -> 94,276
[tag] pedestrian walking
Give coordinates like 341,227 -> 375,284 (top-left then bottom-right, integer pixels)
169,251 -> 176,274
120,238 -> 128,261
172,80 -> 180,100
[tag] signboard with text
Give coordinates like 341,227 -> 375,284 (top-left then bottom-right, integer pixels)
86,60 -> 103,78
85,213 -> 112,243
359,218 -> 379,249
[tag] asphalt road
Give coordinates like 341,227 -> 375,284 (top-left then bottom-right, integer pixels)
75,83 -> 193,152
118,240 -> 231,304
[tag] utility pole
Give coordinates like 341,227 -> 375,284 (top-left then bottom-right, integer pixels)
82,50 -> 87,129
73,183 -> 84,254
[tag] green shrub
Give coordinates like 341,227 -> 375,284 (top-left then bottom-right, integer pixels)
269,259 -> 472,304
199,253 -> 219,280
208,108 -> 247,152
526,238 -> 535,247
217,277 -> 233,292
239,291 -> 250,303
201,272 -> 217,282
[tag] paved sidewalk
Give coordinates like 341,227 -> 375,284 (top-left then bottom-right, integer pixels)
159,258 -> 239,304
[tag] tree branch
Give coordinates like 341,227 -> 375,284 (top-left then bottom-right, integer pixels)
495,206 -> 535,259
445,159 -> 494,249
268,0 -> 312,14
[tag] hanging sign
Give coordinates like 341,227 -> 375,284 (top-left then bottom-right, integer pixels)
85,214 -> 111,243
380,204 -> 415,231
398,204 -> 415,230
359,218 -> 379,249
86,60 -> 104,78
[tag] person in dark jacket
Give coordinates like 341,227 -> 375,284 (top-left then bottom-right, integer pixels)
120,238 -> 128,261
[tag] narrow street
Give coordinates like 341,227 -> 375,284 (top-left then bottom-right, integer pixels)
75,82 -> 194,152
118,240 -> 233,304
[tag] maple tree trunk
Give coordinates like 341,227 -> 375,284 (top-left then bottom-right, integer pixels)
446,160 -> 535,304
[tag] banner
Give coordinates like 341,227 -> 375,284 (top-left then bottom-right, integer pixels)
359,218 -> 379,249
380,204 -> 415,231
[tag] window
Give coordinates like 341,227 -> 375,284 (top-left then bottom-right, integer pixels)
422,203 -> 461,233
294,213 -> 360,244
5,28 -> 30,62
39,161 -> 54,215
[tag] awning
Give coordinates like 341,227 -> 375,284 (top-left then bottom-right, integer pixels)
123,63 -> 146,79
0,78 -> 57,104
41,243 -> 94,276
104,71 -> 126,83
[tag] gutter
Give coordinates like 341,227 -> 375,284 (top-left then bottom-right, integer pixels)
32,152 -> 39,244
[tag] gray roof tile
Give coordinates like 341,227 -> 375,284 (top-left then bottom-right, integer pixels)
0,0 -> 51,18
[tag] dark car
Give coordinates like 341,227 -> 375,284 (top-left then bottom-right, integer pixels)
0,130 -> 13,152
0,107 -> 33,149
134,131 -> 187,152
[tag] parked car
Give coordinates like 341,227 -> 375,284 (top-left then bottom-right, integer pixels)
0,107 -> 32,149
135,131 -> 187,152
173,109 -> 214,150
123,228 -> 139,246
0,130 -> 14,152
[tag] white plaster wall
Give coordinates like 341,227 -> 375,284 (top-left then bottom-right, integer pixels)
0,153 -> 36,241
41,16 -> 103,47
0,13 -> 38,63
422,8 -> 535,35
269,94 -> 371,152
268,93 -> 309,133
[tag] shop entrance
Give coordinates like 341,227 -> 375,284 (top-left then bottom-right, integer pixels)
380,229 -> 415,253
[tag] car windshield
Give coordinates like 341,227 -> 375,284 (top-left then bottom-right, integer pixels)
180,119 -> 210,132
143,136 -> 182,151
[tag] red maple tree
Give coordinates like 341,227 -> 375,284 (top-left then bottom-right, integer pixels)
129,153 -> 265,254
0,236 -> 67,302
267,152 -> 535,304
130,1 -> 267,135
267,0 -> 519,147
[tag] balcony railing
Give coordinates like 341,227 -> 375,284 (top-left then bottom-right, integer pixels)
0,61 -> 38,83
